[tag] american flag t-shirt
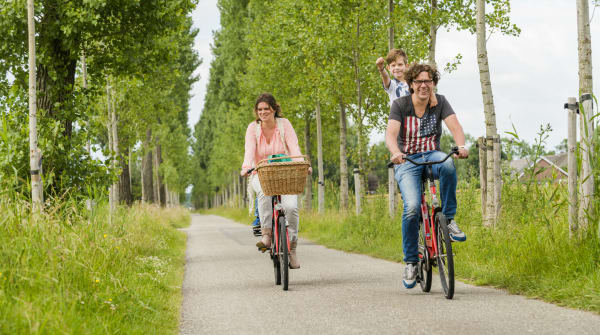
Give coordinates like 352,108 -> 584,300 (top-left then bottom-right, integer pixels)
402,113 -> 438,154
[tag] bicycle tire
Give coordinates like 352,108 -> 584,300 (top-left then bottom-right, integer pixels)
435,212 -> 454,299
418,220 -> 432,292
272,218 -> 281,285
278,216 -> 289,291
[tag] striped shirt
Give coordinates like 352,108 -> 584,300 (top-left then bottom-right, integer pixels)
389,94 -> 454,155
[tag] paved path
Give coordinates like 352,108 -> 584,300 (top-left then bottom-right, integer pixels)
180,214 -> 600,335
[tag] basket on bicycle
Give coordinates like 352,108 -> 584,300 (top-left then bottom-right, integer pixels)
256,155 -> 310,196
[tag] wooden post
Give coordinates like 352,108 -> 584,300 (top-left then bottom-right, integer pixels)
565,97 -> 579,236
477,137 -> 487,223
388,166 -> 396,217
579,93 -> 594,229
493,135 -> 502,220
204,194 -> 208,210
354,168 -> 361,215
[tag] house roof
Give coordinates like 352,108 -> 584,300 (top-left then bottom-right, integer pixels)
508,152 -> 568,178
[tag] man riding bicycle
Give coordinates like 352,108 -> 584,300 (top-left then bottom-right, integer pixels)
385,63 -> 468,289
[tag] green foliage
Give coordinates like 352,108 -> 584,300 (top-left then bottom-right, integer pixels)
0,196 -> 190,334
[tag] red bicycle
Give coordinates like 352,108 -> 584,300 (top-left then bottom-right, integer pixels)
389,147 -> 458,299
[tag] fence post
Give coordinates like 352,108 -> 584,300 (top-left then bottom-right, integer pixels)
477,137 -> 487,222
388,166 -> 396,217
564,97 -> 579,236
493,135 -> 502,220
354,168 -> 361,215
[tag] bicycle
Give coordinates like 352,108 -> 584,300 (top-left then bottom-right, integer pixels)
388,147 -> 459,299
246,155 -> 309,291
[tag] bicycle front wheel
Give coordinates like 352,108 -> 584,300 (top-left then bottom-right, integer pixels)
278,216 -> 289,291
272,220 -> 281,285
418,220 -> 432,292
435,212 -> 454,299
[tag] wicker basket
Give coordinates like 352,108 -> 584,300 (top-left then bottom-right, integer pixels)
256,155 -> 310,196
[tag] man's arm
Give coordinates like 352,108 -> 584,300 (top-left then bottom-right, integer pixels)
386,119 -> 405,163
443,114 -> 468,158
376,57 -> 391,89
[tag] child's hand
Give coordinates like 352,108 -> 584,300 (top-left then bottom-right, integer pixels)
429,91 -> 438,108
376,57 -> 386,72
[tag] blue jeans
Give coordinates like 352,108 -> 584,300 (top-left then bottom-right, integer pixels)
394,150 -> 457,263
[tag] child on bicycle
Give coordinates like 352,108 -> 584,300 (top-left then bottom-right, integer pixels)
240,93 -> 311,269
385,63 -> 468,289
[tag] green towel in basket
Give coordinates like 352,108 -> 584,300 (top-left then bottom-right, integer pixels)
268,154 -> 291,163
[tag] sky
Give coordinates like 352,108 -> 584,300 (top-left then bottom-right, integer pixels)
190,0 -> 600,150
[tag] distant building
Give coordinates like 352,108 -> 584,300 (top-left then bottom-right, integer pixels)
508,152 -> 568,181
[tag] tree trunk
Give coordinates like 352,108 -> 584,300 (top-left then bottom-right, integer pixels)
28,0 -> 44,211
142,128 -> 154,203
388,0 -> 394,49
119,147 -> 133,206
81,51 -> 91,156
353,15 -> 365,196
428,0 -> 438,69
304,113 -> 313,210
476,0 -> 500,226
316,102 -> 325,214
339,102 -> 349,210
106,80 -> 115,211
576,0 -> 594,231
110,82 -> 120,208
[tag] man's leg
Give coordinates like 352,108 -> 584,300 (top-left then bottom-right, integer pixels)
394,161 -> 423,264
430,151 -> 465,241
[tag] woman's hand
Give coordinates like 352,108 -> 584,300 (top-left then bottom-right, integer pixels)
240,168 -> 249,177
308,166 -> 313,175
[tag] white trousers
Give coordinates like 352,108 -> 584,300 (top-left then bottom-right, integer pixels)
250,174 -> 299,242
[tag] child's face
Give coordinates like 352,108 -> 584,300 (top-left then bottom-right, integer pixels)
387,57 -> 407,81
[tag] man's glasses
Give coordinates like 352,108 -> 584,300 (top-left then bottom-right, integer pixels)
413,80 -> 433,86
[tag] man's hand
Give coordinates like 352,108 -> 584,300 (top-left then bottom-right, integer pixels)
376,57 -> 386,72
391,151 -> 405,164
457,147 -> 469,159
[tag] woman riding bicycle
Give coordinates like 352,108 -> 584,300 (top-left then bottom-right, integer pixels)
240,92 -> 310,269
385,63 -> 468,289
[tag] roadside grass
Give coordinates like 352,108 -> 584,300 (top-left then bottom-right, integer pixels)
206,181 -> 600,314
0,197 -> 190,334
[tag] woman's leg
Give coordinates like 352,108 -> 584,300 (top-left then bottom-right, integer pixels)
280,195 -> 299,241
251,174 -> 273,229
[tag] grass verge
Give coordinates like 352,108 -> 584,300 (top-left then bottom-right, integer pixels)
0,199 -> 190,334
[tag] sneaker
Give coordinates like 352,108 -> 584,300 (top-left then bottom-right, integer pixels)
251,217 -> 260,227
447,219 -> 466,242
403,263 -> 417,289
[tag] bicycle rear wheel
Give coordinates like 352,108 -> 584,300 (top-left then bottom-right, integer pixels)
435,212 -> 454,299
278,216 -> 289,291
417,220 -> 432,292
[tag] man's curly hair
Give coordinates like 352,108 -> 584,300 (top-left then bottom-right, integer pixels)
405,63 -> 440,94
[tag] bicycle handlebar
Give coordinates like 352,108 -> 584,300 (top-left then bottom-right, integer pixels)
386,147 -> 459,168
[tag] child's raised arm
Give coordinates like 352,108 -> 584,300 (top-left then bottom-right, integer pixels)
376,57 -> 391,90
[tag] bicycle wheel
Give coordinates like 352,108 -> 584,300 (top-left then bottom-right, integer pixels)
417,220 -> 432,292
278,216 -> 289,291
435,212 -> 454,299
272,220 -> 281,285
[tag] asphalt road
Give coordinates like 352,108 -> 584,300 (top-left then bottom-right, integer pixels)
180,214 -> 600,335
